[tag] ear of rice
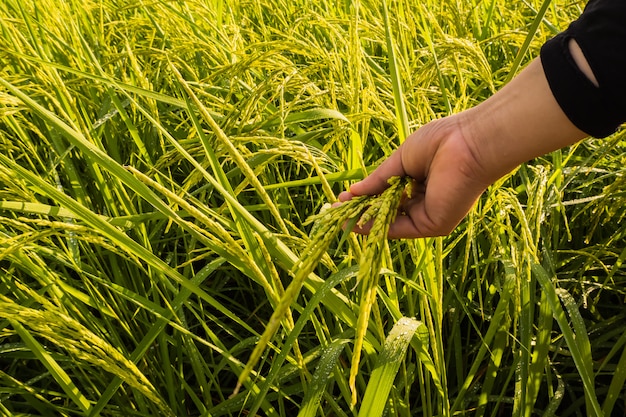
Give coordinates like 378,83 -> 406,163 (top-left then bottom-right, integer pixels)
234,177 -> 409,399
349,175 -> 408,406
233,194 -> 369,396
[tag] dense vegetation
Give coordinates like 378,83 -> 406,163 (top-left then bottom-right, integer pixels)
0,0 -> 624,416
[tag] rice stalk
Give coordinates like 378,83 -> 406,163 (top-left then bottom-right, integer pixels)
235,176 -> 410,398
233,194 -> 368,395
245,265 -> 360,417
503,0 -> 554,83
1,286 -> 174,416
349,176 -> 410,406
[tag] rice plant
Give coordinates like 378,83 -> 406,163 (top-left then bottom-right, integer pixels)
0,0 -> 624,416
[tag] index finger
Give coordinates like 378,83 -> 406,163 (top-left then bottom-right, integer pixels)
348,147 -> 407,197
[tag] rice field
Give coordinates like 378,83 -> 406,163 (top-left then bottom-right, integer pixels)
0,0 -> 625,416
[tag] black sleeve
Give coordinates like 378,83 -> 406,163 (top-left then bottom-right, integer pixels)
540,0 -> 626,138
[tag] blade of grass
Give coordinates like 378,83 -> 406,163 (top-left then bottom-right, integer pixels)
377,284 -> 443,396
542,368 -> 565,417
263,166 -> 374,190
601,332 -> 626,416
451,263 -> 516,413
514,261 -> 535,417
525,290 -> 553,416
417,7 -> 451,115
247,266 -> 360,416
8,319 -> 92,413
503,0 -> 552,83
297,339 -> 350,417
475,312 -> 511,417
382,0 -> 409,143
556,287 -> 597,410
532,262 -> 602,417
357,317 -> 420,417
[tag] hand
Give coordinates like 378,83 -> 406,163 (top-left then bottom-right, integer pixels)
338,113 -> 490,238
338,59 -> 588,239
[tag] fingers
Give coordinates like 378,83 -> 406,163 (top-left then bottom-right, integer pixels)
337,190 -> 354,202
335,118 -> 477,238
347,199 -> 463,239
345,189 -> 435,239
338,171 -> 482,240
348,147 -> 407,197
349,213 -> 425,239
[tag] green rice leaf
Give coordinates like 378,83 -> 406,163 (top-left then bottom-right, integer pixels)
263,167 -> 374,190
532,262 -> 602,417
247,266 -> 360,416
9,319 -> 92,413
542,369 -> 565,417
525,290 -> 553,416
259,108 -> 350,129
382,0 -> 409,143
298,339 -> 350,417
504,0 -> 552,83
357,317 -> 421,417
602,334 -> 626,416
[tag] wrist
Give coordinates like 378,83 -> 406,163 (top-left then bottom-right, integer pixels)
461,59 -> 587,184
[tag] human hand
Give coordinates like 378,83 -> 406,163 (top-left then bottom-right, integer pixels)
338,58 -> 589,239
338,113 -> 491,239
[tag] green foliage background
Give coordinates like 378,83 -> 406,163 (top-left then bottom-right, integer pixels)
0,0 -> 624,416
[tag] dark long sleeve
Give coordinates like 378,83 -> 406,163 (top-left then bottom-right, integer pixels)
540,0 -> 626,138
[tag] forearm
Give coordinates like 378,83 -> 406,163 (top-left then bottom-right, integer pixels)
461,58 -> 588,184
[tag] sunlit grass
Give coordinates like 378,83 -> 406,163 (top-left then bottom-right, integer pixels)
0,0 -> 624,416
